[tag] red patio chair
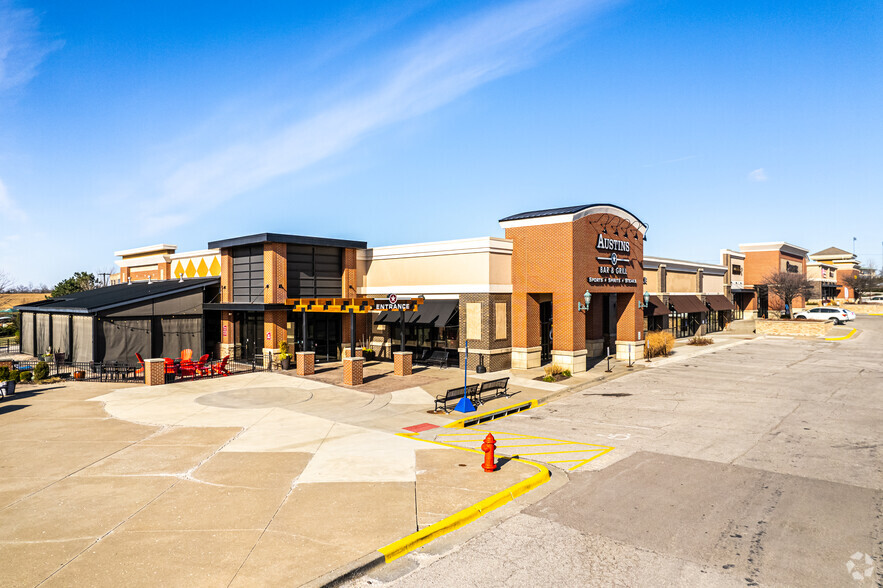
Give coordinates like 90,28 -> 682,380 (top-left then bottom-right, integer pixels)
211,355 -> 230,377
181,349 -> 193,361
164,358 -> 177,376
135,353 -> 145,377
195,354 -> 211,377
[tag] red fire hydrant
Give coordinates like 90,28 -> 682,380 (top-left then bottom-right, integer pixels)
481,433 -> 497,472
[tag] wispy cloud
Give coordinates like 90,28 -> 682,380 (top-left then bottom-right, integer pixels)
143,0 -> 615,232
747,168 -> 768,182
0,1 -> 63,94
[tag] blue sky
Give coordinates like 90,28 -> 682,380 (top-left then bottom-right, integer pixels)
1,0 -> 880,286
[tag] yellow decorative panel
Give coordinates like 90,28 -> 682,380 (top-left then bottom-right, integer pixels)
185,260 -> 197,278
174,261 -> 185,279
209,256 -> 221,276
197,258 -> 209,277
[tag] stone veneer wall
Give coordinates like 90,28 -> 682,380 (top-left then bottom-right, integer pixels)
755,319 -> 833,337
458,293 -> 512,372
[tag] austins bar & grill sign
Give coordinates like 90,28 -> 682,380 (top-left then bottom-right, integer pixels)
587,234 -> 638,287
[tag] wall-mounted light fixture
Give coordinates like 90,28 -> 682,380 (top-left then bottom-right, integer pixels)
637,291 -> 650,308
577,290 -> 592,312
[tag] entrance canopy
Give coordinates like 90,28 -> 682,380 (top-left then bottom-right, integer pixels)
284,297 -> 424,313
376,299 -> 457,327
646,295 -> 668,316
669,295 -> 706,314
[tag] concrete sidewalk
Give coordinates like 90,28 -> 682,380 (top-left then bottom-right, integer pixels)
0,377 -> 540,587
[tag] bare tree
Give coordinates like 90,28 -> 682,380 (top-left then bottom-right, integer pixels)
0,271 -> 15,309
762,271 -> 815,318
841,263 -> 882,302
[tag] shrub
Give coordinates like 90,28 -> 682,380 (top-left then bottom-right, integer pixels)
543,362 -> 566,377
20,370 -> 32,382
0,366 -> 9,381
562,370 -> 572,378
34,361 -> 50,381
278,341 -> 291,360
687,335 -> 714,346
647,331 -> 674,357
9,369 -> 21,382
542,375 -> 555,382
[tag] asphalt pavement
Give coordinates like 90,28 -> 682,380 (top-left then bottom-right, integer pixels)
353,316 -> 883,587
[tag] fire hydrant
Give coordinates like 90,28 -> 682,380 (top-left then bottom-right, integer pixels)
481,433 -> 497,472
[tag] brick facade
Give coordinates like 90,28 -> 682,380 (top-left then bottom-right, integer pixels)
458,293 -> 512,372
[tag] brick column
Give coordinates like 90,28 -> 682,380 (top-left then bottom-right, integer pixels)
296,351 -> 315,376
144,359 -> 166,386
393,351 -> 412,376
343,347 -> 363,358
615,292 -> 644,360
343,356 -> 364,386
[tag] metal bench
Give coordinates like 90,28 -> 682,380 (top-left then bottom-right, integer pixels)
426,350 -> 450,368
435,384 -> 478,413
474,377 -> 509,405
0,380 -> 16,398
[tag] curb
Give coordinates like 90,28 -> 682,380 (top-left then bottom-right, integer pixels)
313,439 -> 552,586
825,328 -> 857,341
443,399 -> 538,429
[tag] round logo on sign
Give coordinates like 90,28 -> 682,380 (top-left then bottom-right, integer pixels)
610,252 -> 618,267
388,294 -> 397,304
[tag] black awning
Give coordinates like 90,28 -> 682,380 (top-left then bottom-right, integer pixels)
647,295 -> 668,317
705,294 -> 736,311
374,310 -> 402,324
410,299 -> 458,327
669,295 -> 707,314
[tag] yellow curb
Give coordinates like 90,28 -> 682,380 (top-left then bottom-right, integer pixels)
379,436 -> 551,563
870,313 -> 883,316
826,328 -> 857,341
443,399 -> 539,429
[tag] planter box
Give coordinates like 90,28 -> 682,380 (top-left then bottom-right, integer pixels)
755,319 -> 833,337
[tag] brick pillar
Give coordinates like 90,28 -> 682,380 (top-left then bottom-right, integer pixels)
393,351 -> 412,376
263,242 -> 287,303
343,356 -> 364,385
220,250 -> 233,302
220,311 -> 234,358
144,359 -> 166,386
615,292 -> 644,360
263,309 -> 287,367
296,351 -> 315,376
343,347 -> 363,358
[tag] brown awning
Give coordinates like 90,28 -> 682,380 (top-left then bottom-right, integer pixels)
647,295 -> 668,316
705,294 -> 736,311
669,295 -> 706,314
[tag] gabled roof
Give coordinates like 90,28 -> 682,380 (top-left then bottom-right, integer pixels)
14,277 -> 219,314
498,204 -> 647,232
810,247 -> 853,257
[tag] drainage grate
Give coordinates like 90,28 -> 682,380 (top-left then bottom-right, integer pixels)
460,401 -> 534,428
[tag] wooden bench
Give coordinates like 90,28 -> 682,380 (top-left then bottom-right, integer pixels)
474,377 -> 509,405
426,350 -> 450,369
435,384 -> 478,413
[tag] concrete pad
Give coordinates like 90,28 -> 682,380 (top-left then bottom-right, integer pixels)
196,385 -> 314,409
76,444 -> 219,477
297,422 -> 439,483
0,476 -> 56,509
0,440 -> 137,479
121,479 -> 289,531
0,538 -> 94,588
222,408 -> 335,453
42,529 -> 263,588
0,417 -> 154,443
191,451 -> 311,489
138,426 -> 241,446
415,448 -> 538,529
173,405 -> 272,428
230,529 -> 368,587
0,476 -> 176,541
388,387 -> 435,405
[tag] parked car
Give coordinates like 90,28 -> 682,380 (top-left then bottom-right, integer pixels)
794,307 -> 851,324
862,295 -> 883,303
841,308 -> 856,320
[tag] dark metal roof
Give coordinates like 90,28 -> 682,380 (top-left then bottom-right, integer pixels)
375,299 -> 459,327
208,233 -> 367,250
204,302 -> 288,312
499,203 -> 647,228
811,246 -> 853,257
15,277 -> 219,314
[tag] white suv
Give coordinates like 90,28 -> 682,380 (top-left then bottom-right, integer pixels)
794,307 -> 851,324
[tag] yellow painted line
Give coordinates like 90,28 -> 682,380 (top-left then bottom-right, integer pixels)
514,448 -> 609,456
547,446 -> 615,470
825,328 -> 857,341
470,428 -> 614,449
443,399 -> 539,429
379,436 -> 551,563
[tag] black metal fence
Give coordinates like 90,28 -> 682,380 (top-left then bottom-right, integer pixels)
0,340 -> 20,356
1,353 -> 271,384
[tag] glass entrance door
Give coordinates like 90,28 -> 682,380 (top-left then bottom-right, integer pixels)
539,301 -> 553,365
237,312 -> 260,360
602,294 -> 617,355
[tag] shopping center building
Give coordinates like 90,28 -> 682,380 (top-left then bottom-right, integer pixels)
20,203 -> 794,372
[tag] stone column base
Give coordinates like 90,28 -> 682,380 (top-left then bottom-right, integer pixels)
615,340 -> 645,361
342,347 -> 363,358
263,348 -> 279,369
343,357 -> 364,385
585,339 -> 604,358
511,346 -> 542,369
220,343 -> 235,359
393,351 -> 412,376
145,358 -> 166,386
296,351 -> 315,376
551,349 -> 587,373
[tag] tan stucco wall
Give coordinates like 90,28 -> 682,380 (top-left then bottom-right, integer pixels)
702,274 -> 724,294
644,268 -> 660,292
667,271 -> 695,293
359,251 -> 511,293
